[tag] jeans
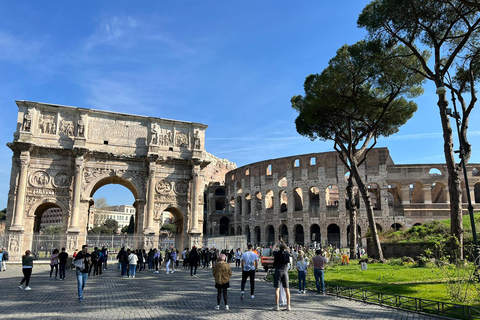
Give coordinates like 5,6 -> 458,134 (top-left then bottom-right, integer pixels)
76,270 -> 88,298
298,270 -> 306,291
241,270 -> 256,295
190,264 -> 197,276
314,268 -> 325,293
121,261 -> 127,275
59,263 -> 66,279
129,264 -> 136,277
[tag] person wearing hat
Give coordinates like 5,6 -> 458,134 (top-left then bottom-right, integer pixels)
74,245 -> 92,302
18,250 -> 37,290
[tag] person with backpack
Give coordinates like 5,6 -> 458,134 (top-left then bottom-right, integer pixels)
95,248 -> 103,275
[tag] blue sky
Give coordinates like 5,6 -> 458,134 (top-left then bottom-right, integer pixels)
0,1 -> 479,208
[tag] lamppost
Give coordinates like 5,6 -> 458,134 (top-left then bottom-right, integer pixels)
436,82 -> 479,264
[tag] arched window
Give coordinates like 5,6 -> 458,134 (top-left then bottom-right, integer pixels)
326,185 -> 339,207
279,190 -> 288,213
294,187 -> 303,211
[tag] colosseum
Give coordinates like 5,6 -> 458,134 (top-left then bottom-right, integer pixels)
203,148 -> 480,248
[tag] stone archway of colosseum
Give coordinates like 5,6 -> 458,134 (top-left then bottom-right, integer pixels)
5,101 -> 212,261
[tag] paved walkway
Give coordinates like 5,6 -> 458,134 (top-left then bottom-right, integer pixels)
0,263 -> 444,320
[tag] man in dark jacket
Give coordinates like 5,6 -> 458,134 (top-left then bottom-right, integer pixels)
189,246 -> 200,277
74,245 -> 92,302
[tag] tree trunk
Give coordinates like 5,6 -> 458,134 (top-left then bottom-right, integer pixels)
437,95 -> 464,259
346,174 -> 357,259
350,161 -> 384,261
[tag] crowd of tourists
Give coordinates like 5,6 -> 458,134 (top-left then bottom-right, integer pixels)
12,240 -> 331,310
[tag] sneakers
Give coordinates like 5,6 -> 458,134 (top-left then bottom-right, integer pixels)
240,292 -> 244,300
154,271 -> 159,274
132,275 -> 135,278
225,305 -> 229,310
215,305 -> 220,310
18,285 -> 23,290
166,272 -> 169,274
303,290 -> 306,294
286,305 -> 291,311
78,297 -> 84,302
251,295 -> 255,299
171,271 -> 175,274
25,286 -> 31,291
298,290 -> 302,294
273,305 -> 279,311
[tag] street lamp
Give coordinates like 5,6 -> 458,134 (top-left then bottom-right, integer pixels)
437,80 -> 479,264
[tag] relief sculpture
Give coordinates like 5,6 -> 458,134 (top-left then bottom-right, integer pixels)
38,113 -> 57,134
22,111 -> 32,132
30,171 -> 50,187
155,179 -> 172,194
159,128 -> 174,146
174,180 -> 189,194
59,118 -> 75,136
54,172 -> 72,188
176,129 -> 189,148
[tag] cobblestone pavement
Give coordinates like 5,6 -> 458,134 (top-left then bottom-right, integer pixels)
0,263 -> 444,320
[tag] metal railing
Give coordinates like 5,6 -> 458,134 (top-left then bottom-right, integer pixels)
328,285 -> 480,319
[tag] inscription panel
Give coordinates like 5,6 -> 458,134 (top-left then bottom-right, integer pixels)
88,115 -> 148,144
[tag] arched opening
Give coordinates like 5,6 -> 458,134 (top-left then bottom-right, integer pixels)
214,187 -> 226,196
309,186 -> 320,208
375,223 -> 383,232
413,223 -> 422,227
230,227 -> 235,236
474,182 -> 480,204
255,192 -> 262,211
326,185 -> 339,207
293,187 -> 303,211
162,206 -> 185,250
310,224 -> 321,242
245,194 -> 252,214
391,223 -> 403,231
280,224 -> 289,243
246,224 -> 251,243
265,190 -> 274,210
327,224 -> 340,248
409,182 -> 424,203
254,226 -> 261,245
279,190 -> 288,213
34,203 -> 63,233
219,216 -> 230,235
236,181 -> 242,194
229,197 -> 235,213
31,201 -> 66,258
266,225 -> 275,246
278,176 -> 288,188
236,196 -> 242,215
215,199 -> 226,212
368,183 -> 381,209
236,226 -> 242,236
294,224 -> 304,245
387,183 -> 401,205
346,224 -> 361,246
429,168 -> 442,177
431,182 -> 447,203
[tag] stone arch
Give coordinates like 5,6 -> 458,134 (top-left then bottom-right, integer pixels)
293,187 -> 303,211
214,187 -> 226,196
236,196 -> 242,215
255,192 -> 262,211
431,182 -> 447,203
367,183 -> 381,209
254,226 -> 261,245
266,225 -> 275,245
219,216 -> 230,235
294,224 -> 304,245
327,224 -> 340,247
278,176 -> 288,188
229,196 -> 235,212
279,190 -> 288,213
236,181 -> 242,194
30,199 -> 69,233
391,223 -> 403,231
409,182 -> 424,203
309,187 -> 320,208
474,182 -> 480,204
162,206 -> 185,250
245,194 -> 251,214
429,167 -> 442,177
326,185 -> 339,207
413,223 -> 422,227
387,183 -> 401,205
310,224 -> 321,242
265,190 -> 274,210
230,227 -> 235,236
236,226 -> 242,236
279,224 -> 289,243
215,199 -> 226,211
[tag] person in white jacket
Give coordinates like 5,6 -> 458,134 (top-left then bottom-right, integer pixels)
127,249 -> 138,278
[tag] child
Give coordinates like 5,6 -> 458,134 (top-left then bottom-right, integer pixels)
212,254 -> 232,310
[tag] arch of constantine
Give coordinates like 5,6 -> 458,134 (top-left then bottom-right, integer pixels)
204,148 -> 480,248
4,101 -> 233,261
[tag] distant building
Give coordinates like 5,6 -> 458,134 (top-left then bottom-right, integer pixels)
39,207 -> 63,230
93,205 -> 136,233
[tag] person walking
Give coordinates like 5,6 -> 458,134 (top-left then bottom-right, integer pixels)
213,254 -> 232,310
18,250 -> 37,290
101,246 -> 109,271
240,244 -> 259,300
58,247 -> 69,280
170,248 -> 177,273
0,248 -> 3,272
1,247 -> 8,271
235,248 -> 242,268
49,249 -> 59,280
189,246 -> 199,277
127,249 -> 138,278
74,245 -> 92,302
272,241 -> 291,311
312,249 -> 328,295
296,252 -> 308,294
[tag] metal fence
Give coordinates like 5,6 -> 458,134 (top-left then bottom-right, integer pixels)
205,235 -> 247,251
328,285 -> 480,320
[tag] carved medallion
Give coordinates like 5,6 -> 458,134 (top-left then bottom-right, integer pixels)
155,179 -> 172,194
174,180 -> 189,194
53,172 -> 72,188
30,171 -> 50,187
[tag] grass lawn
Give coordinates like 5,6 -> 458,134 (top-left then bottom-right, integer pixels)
283,260 -> 480,306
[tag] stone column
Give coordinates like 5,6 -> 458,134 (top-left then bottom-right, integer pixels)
144,159 -> 157,234
68,155 -> 84,232
423,187 -> 432,204
11,151 -> 30,230
190,159 -> 203,234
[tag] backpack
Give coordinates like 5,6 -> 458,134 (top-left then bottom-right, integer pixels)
91,251 -> 98,262
3,251 -> 8,261
97,251 -> 103,262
